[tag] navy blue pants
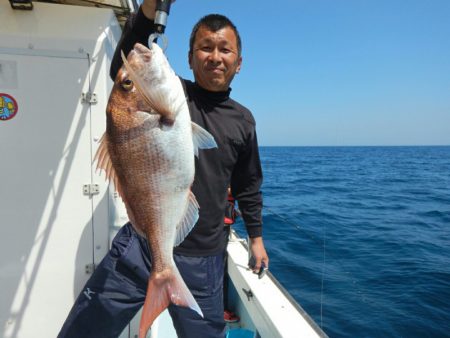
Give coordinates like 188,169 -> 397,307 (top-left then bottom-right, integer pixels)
58,223 -> 226,338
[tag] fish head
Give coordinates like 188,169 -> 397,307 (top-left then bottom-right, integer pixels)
128,42 -> 168,77
106,63 -> 155,126
119,43 -> 185,124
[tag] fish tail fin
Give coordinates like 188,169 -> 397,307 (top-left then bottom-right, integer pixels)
138,268 -> 203,338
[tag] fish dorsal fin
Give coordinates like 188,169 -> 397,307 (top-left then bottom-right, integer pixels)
94,133 -> 125,199
174,191 -> 200,247
191,122 -> 218,158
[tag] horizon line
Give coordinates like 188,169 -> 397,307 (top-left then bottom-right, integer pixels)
259,144 -> 450,147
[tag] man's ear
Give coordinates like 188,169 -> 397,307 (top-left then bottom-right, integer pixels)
236,56 -> 242,74
188,52 -> 193,69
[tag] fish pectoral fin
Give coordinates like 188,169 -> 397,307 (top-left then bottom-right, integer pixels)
139,268 -> 203,338
191,122 -> 218,157
93,133 -> 125,199
174,191 -> 200,247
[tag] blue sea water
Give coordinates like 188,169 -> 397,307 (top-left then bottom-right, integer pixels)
234,146 -> 450,338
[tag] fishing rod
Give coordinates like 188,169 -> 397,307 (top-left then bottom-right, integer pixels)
149,0 -> 172,51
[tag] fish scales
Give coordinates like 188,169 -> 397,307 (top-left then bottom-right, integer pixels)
111,119 -> 193,265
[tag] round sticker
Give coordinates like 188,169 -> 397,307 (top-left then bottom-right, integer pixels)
0,93 -> 18,121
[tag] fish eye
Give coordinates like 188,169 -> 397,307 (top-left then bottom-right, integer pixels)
121,78 -> 133,91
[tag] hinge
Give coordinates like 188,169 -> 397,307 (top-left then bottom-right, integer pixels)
242,288 -> 254,301
81,92 -> 97,104
85,263 -> 96,274
83,184 -> 99,197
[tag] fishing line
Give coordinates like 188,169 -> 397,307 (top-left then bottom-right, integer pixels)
263,206 -> 323,247
262,205 -> 383,317
320,216 -> 325,329
264,205 -> 327,328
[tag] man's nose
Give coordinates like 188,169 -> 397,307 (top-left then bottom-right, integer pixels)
208,48 -> 221,63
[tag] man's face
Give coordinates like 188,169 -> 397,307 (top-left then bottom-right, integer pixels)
189,25 -> 242,92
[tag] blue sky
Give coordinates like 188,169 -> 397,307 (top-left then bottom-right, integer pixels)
147,0 -> 450,146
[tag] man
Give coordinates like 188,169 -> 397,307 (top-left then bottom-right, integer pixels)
58,1 -> 268,337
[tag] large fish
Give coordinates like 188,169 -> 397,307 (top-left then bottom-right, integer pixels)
95,42 -> 216,338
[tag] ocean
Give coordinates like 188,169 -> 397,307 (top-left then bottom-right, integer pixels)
233,146 -> 450,338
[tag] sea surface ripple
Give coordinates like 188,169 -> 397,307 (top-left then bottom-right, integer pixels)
234,146 -> 450,338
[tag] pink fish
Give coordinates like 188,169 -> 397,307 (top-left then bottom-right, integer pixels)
95,42 -> 216,338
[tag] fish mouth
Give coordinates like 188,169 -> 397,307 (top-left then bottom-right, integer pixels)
132,43 -> 153,62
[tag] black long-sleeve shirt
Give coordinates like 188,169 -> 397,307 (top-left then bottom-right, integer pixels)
110,8 -> 263,256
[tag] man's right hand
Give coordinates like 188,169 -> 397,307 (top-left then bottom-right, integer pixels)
141,0 -> 157,20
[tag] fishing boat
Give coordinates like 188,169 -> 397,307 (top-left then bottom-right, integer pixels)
0,1 -> 327,337
136,228 -> 327,338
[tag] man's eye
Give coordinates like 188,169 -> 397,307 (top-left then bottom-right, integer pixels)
200,46 -> 213,52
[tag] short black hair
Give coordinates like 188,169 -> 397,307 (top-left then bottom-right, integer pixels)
189,14 -> 242,56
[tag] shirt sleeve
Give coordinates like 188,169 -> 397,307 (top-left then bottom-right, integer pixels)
230,128 -> 264,238
110,7 -> 156,80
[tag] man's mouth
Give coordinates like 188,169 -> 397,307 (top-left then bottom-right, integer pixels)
207,67 -> 224,74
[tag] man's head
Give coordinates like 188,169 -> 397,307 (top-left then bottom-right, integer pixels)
188,14 -> 242,92
189,14 -> 242,56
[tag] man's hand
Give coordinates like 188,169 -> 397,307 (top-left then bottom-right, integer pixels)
141,0 -> 176,20
249,237 -> 269,274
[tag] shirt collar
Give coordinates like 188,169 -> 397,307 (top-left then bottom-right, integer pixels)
193,82 -> 231,102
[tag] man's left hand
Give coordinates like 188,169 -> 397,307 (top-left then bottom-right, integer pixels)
249,237 -> 269,274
